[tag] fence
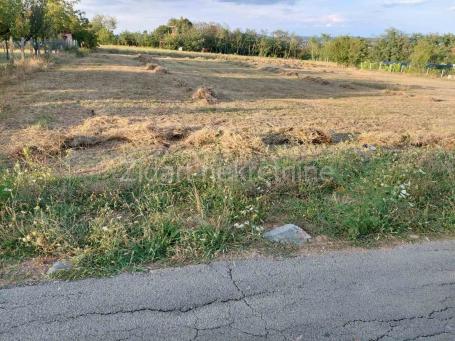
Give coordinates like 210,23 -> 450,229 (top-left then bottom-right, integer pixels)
1,38 -> 79,61
359,61 -> 455,78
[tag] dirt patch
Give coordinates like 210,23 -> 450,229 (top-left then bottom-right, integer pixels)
192,87 -> 218,104
0,257 -> 56,288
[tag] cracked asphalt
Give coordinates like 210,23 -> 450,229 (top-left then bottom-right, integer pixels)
1,240 -> 454,340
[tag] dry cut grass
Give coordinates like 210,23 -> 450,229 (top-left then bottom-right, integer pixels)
1,47 -> 454,173
1,47 -> 455,282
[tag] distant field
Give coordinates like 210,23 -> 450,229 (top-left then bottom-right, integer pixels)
1,46 -> 454,284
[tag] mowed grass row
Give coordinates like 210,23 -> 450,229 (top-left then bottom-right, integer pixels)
1,148 -> 454,278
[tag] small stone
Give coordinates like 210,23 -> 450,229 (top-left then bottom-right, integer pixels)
264,224 -> 312,245
47,261 -> 72,275
363,144 -> 377,151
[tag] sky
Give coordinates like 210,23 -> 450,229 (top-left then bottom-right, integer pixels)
77,0 -> 455,37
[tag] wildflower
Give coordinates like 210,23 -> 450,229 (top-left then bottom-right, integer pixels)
399,189 -> 410,199
256,226 -> 264,232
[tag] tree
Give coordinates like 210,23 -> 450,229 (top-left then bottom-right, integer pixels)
118,31 -> 138,46
29,0 -> 47,55
0,0 -> 23,60
72,12 -> 98,49
10,0 -> 31,59
307,37 -> 321,60
410,39 -> 437,69
167,17 -> 192,34
371,28 -> 411,62
323,36 -> 368,66
90,14 -> 116,45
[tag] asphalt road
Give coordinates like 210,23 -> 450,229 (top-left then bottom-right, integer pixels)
1,241 -> 454,340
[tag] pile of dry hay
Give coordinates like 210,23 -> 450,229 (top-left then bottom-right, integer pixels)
258,66 -> 282,73
304,76 -> 330,86
192,87 -> 218,104
145,63 -> 168,74
281,71 -> 300,77
135,54 -> 158,64
262,128 -> 332,146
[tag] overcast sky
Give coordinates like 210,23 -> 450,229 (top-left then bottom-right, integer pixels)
77,0 -> 455,36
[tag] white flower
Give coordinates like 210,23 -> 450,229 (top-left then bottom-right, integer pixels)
254,225 -> 264,232
399,189 -> 410,198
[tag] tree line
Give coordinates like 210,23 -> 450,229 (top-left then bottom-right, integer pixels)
2,5 -> 454,69
0,0 -> 97,60
94,17 -> 454,68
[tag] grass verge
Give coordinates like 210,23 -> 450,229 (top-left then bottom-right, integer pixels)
1,148 -> 454,280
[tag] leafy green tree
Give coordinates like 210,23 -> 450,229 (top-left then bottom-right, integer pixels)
258,35 -> 273,57
322,36 -> 368,65
0,0 -> 23,59
28,0 -> 47,54
306,37 -> 320,60
410,39 -> 438,68
72,13 -> 98,49
167,17 -> 192,34
11,0 -> 30,59
371,28 -> 411,62
44,0 -> 79,38
118,31 -> 138,46
90,14 -> 116,44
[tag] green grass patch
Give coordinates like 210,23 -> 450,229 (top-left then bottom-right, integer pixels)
1,149 -> 454,278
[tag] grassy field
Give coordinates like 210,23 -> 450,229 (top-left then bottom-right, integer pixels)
1,46 -> 454,284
